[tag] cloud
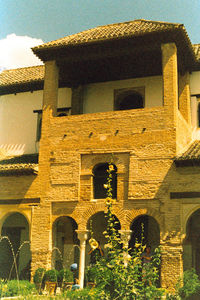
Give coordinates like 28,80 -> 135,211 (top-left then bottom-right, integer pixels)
0,34 -> 44,70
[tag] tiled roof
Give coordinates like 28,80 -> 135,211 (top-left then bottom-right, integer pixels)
0,65 -> 44,87
0,154 -> 39,175
33,19 -> 184,51
193,44 -> 200,61
175,141 -> 200,166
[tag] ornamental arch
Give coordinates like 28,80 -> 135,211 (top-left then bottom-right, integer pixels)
80,203 -> 125,230
0,212 -> 31,280
183,208 -> 200,276
85,211 -> 121,267
0,210 -> 31,236
124,208 -> 164,233
182,205 -> 200,236
52,216 -> 79,270
129,214 -> 160,252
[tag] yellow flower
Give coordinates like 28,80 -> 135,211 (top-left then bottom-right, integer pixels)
103,184 -> 108,189
133,257 -> 140,264
135,243 -> 141,248
89,238 -> 98,250
104,243 -> 112,249
109,164 -> 114,171
106,197 -> 112,205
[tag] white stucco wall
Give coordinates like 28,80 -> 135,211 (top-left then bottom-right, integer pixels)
190,71 -> 200,95
83,75 -> 163,114
0,88 -> 71,155
189,71 -> 200,140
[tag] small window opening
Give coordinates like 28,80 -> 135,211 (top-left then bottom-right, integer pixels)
93,163 -> 117,199
115,89 -> 144,111
57,113 -> 67,117
116,92 -> 143,111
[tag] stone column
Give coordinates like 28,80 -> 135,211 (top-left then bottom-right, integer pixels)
30,204 -> 52,278
71,85 -> 84,115
160,242 -> 183,291
39,60 -> 59,188
76,230 -> 89,288
31,61 -> 59,278
161,43 -> 178,128
119,230 -> 132,248
42,60 -> 59,120
179,71 -> 191,124
119,230 -> 132,266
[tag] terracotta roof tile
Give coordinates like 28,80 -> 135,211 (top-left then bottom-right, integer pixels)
0,65 -> 44,87
33,19 -> 183,51
193,44 -> 200,61
0,154 -> 39,175
175,140 -> 200,166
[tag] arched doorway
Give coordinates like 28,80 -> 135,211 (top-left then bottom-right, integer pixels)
129,215 -> 160,252
86,211 -> 121,266
184,209 -> 200,276
0,212 -> 31,280
52,216 -> 79,270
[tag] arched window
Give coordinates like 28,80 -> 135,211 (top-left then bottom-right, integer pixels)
93,163 -> 117,199
57,112 -> 67,117
115,89 -> 144,111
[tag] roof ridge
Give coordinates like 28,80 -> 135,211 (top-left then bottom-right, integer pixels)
134,19 -> 182,26
1,65 -> 44,73
32,19 -> 183,52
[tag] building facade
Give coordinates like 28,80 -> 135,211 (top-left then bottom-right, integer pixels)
0,19 -> 200,289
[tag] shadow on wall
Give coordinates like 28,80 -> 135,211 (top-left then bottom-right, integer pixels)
0,144 -> 25,158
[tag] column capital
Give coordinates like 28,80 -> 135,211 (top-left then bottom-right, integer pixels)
76,230 -> 89,242
119,229 -> 132,240
119,230 -> 132,247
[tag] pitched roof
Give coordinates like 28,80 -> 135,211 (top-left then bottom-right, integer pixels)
175,140 -> 200,166
193,44 -> 200,61
0,154 -> 39,175
0,65 -> 44,87
33,19 -> 185,51
1,19 -> 200,92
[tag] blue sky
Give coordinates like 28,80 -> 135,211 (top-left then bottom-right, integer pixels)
1,0 -> 200,43
0,0 -> 200,69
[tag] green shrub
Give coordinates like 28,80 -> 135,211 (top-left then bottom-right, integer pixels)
0,280 -> 35,298
178,269 -> 200,299
166,269 -> 200,300
58,268 -> 74,283
33,267 -> 46,284
86,266 -> 97,283
44,269 -> 58,282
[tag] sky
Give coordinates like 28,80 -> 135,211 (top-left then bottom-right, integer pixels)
0,0 -> 200,70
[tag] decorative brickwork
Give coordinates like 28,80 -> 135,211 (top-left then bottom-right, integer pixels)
1,21 -> 200,291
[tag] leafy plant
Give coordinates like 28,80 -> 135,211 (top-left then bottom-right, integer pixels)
88,162 -> 164,299
43,269 -> 58,282
0,280 -> 35,298
86,266 -> 97,282
167,269 -> 200,299
33,267 -> 46,284
64,287 -> 100,299
58,268 -> 74,283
